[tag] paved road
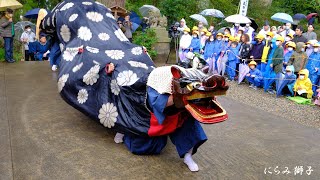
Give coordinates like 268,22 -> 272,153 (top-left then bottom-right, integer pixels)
1,62 -> 319,180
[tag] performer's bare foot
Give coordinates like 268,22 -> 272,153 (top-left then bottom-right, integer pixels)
114,133 -> 124,144
183,149 -> 199,172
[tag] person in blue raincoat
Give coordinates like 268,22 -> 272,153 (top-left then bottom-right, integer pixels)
213,33 -> 224,59
305,43 -> 320,95
203,34 -> 215,63
226,41 -> 239,81
34,33 -> 51,61
263,38 -> 278,93
282,42 -> 296,71
189,31 -> 201,54
246,60 -> 263,90
276,65 -> 297,97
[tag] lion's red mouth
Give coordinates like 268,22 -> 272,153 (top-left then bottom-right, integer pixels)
185,97 -> 228,124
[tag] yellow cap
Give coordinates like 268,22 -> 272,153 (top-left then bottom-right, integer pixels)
276,36 -> 284,43
202,28 -> 208,33
184,27 -> 190,32
224,34 -> 230,38
235,36 -> 240,42
192,26 -> 198,31
286,33 -> 294,39
313,43 -> 320,47
248,60 -> 257,66
266,32 -> 274,38
255,34 -> 265,40
192,30 -> 199,35
229,36 -> 235,42
205,32 -> 212,37
287,42 -> 296,49
216,33 -> 223,37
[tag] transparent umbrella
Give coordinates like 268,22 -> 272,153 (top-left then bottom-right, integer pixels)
14,21 -> 36,40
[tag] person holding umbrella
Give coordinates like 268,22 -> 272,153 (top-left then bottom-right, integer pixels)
281,23 -> 295,39
0,8 -> 15,63
123,15 -> 133,42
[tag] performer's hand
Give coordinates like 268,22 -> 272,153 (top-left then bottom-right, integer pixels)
246,74 -> 250,77
106,63 -> 115,74
166,95 -> 174,107
251,75 -> 255,77
270,64 -> 273,68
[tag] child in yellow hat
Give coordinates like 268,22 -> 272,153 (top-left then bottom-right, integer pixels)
246,60 -> 263,90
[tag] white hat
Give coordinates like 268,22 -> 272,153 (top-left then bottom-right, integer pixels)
180,18 -> 186,23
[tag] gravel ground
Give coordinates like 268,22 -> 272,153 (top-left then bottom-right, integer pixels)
224,81 -> 320,129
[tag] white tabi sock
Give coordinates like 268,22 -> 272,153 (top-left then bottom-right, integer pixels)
183,148 -> 199,172
114,133 -> 124,144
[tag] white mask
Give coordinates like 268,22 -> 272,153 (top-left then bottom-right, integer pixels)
201,32 -> 205,35
27,28 -> 31,32
314,48 -> 319,52
246,24 -> 250,27
217,37 -> 222,41
266,37 -> 271,41
288,47 -> 293,51
285,26 -> 290,30
235,23 -> 240,27
184,31 -> 188,35
224,38 -> 229,41
287,72 -> 292,76
301,48 -> 305,52
193,35 -> 197,38
299,75 -> 305,80
285,37 -> 291,41
209,38 -> 214,41
307,44 -> 311,48
276,41 -> 281,46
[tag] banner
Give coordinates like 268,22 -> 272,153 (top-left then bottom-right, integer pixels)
239,0 -> 249,16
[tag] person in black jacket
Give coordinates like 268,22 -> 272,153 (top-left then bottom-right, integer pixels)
239,34 -> 252,63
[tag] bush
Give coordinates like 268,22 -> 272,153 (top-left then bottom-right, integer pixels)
133,28 -> 158,58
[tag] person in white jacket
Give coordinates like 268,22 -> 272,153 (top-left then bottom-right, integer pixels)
179,27 -> 192,62
280,23 -> 295,38
20,25 -> 36,61
177,18 -> 188,33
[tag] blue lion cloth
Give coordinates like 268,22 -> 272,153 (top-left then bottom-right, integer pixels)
41,0 -> 156,136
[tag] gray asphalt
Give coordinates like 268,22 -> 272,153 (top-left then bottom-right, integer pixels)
1,62 -> 319,180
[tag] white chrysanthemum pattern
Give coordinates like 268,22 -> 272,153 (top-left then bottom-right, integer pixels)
114,29 -> 128,41
131,47 -> 143,55
60,24 -> 71,42
105,50 -> 125,60
60,2 -> 74,11
98,33 -> 110,41
58,74 -> 69,92
77,89 -> 88,104
83,65 -> 100,85
69,14 -> 78,22
98,103 -> 118,128
78,26 -> 92,41
86,46 -> 99,54
86,12 -> 103,22
128,61 -> 148,70
117,70 -> 139,86
72,62 -> 83,73
110,79 -> 120,95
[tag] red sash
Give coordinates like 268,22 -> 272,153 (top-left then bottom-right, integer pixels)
148,111 -> 188,136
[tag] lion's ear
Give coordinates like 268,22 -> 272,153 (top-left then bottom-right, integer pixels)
171,66 -> 181,79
